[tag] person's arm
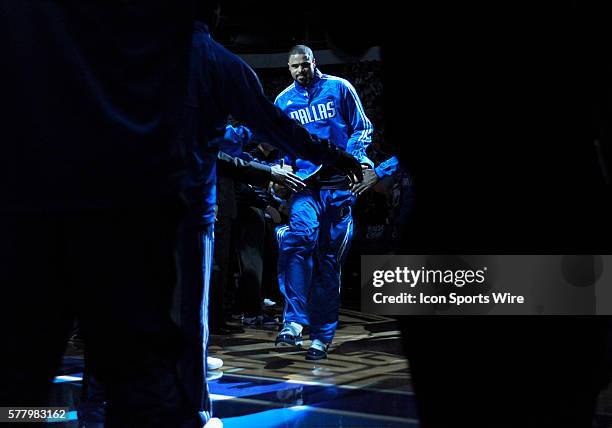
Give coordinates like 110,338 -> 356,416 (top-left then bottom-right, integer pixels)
353,156 -> 400,196
375,156 -> 400,178
217,152 -> 305,192
217,151 -> 271,187
223,60 -> 317,161
213,48 -> 361,181
341,80 -> 374,167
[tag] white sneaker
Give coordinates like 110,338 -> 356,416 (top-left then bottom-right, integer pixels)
263,298 -> 276,307
203,417 -> 223,428
207,356 -> 224,371
206,370 -> 223,382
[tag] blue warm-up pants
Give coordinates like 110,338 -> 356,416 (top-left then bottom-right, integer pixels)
277,188 -> 355,344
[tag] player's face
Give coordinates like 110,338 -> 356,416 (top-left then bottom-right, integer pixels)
288,54 -> 315,86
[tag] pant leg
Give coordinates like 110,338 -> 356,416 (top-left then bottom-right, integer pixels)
67,206 -> 200,428
200,225 -> 214,419
0,214 -> 74,406
309,190 -> 355,343
235,205 -> 266,317
172,216 -> 214,422
262,219 -> 282,303
277,190 -> 321,327
209,215 -> 233,329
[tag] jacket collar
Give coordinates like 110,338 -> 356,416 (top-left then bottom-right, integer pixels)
293,68 -> 323,94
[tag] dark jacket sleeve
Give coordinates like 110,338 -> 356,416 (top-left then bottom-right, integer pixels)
216,151 -> 271,187
213,44 -> 336,164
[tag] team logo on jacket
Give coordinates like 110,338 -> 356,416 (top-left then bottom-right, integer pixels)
289,101 -> 336,125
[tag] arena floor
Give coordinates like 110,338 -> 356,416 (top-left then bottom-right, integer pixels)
40,308 -> 612,427
207,308 -> 415,427
45,308 -> 415,427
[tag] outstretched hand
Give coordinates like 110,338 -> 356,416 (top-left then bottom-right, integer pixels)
316,139 -> 363,184
331,150 -> 363,184
270,164 -> 306,193
352,167 -> 379,196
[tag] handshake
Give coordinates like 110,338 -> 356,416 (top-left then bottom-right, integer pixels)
270,146 -> 364,196
270,161 -> 305,195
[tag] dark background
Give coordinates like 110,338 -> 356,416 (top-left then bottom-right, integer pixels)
218,2 -> 612,426
217,0 -> 612,252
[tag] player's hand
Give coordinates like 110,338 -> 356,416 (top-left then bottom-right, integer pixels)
332,150 -> 363,185
270,164 -> 306,193
324,147 -> 363,185
315,138 -> 362,183
265,205 -> 282,224
352,167 -> 380,196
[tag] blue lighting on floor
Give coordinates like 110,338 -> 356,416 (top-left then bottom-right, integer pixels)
53,373 -> 83,383
49,372 -> 418,427
210,374 -> 418,420
220,406 -> 418,428
211,377 -> 299,398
